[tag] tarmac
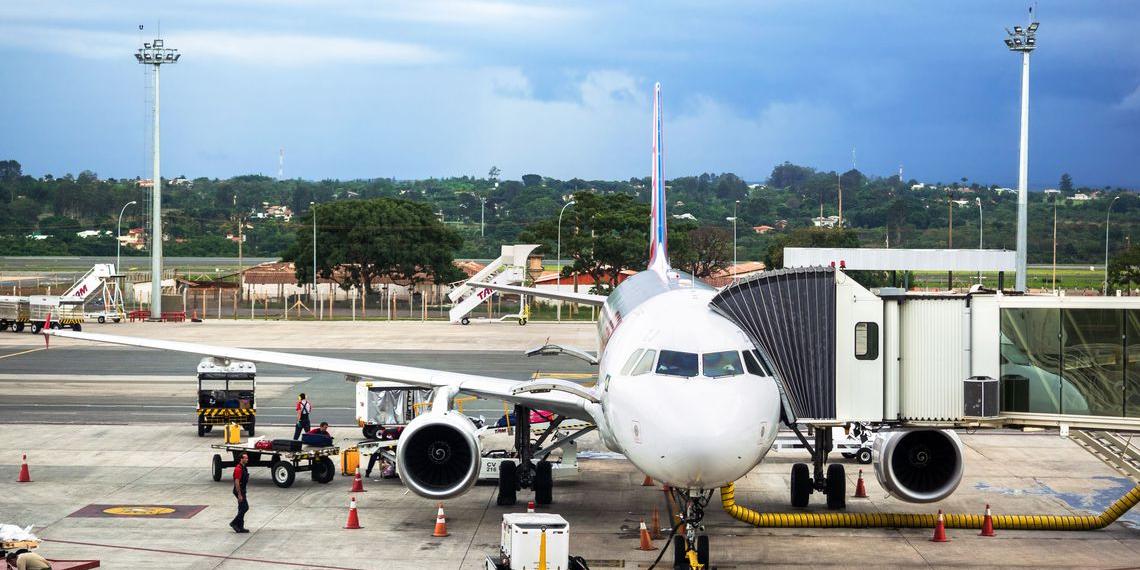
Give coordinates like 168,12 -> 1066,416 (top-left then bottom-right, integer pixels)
3,320 -> 1140,568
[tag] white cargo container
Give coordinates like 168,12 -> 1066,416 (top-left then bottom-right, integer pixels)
486,513 -> 576,570
0,295 -> 30,332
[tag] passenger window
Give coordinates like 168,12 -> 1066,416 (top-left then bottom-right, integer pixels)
855,322 -> 879,360
703,351 -> 743,378
656,350 -> 699,377
630,350 -> 656,376
621,349 -> 645,375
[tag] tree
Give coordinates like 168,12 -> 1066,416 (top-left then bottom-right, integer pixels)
673,226 -> 732,278
1108,244 -> 1140,293
283,198 -> 464,294
1060,173 -> 1074,193
767,162 -> 814,189
521,174 -> 543,188
520,192 -> 649,294
0,160 -> 21,182
488,166 -> 501,180
764,227 -> 860,270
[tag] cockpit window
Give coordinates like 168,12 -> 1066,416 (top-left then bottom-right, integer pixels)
744,350 -> 774,376
621,349 -> 645,375
630,350 -> 656,375
656,350 -> 699,377
703,351 -> 743,378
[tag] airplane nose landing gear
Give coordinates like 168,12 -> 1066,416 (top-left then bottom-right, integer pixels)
662,487 -> 713,570
789,425 -> 846,510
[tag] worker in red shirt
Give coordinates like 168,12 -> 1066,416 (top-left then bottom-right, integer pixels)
230,452 -> 250,533
293,393 -> 312,440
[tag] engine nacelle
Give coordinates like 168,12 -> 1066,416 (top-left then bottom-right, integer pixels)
872,429 -> 964,503
396,411 -> 482,500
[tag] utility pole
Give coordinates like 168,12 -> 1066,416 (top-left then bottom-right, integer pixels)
116,200 -> 137,276
311,201 -> 319,319
1004,10 -> 1039,291
837,173 -> 843,228
1052,196 -> 1058,291
135,37 -> 180,319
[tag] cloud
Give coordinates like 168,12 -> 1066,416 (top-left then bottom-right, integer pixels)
1119,84 -> 1140,111
0,25 -> 446,66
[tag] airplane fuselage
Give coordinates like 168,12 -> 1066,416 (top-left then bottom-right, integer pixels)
585,270 -> 783,489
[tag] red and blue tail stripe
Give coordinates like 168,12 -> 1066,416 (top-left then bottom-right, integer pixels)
648,82 -> 670,276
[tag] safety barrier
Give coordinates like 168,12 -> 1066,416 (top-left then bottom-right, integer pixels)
720,482 -> 1140,530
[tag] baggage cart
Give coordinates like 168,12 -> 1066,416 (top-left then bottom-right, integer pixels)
28,296 -> 83,333
197,358 -> 257,437
210,442 -> 340,488
0,296 -> 29,333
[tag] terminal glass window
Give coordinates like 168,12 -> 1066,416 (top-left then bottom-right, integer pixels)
855,322 -> 879,360
630,350 -> 656,376
1062,309 -> 1123,417
1000,308 -> 1062,414
656,350 -> 699,378
1126,313 -> 1140,418
703,351 -> 743,378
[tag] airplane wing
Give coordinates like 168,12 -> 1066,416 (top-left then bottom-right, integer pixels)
469,281 -> 607,306
44,329 -> 595,421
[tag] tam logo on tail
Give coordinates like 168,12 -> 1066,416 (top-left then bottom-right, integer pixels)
647,82 -> 670,277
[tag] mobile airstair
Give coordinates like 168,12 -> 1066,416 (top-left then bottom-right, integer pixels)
448,244 -> 539,325
61,263 -> 126,323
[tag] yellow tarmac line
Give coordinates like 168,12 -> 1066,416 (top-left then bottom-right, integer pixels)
0,347 -> 44,360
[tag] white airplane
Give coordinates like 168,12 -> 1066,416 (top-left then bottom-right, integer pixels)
48,84 -> 963,565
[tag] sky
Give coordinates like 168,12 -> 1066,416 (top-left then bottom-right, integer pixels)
1,0 -> 1138,189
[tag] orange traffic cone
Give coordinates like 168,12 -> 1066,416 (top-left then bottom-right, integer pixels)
17,454 -> 31,483
979,504 -> 996,537
635,519 -> 657,551
641,474 -> 654,487
650,507 -> 663,540
432,503 -> 449,537
853,469 -> 868,498
527,501 -> 535,513
350,467 -> 366,493
930,510 -> 949,542
344,496 -> 362,529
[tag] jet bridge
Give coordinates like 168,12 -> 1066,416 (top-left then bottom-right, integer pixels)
713,264 -> 1140,433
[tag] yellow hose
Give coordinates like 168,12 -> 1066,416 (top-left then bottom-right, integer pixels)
720,482 -> 1140,530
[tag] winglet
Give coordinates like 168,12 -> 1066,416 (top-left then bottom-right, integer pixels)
647,82 -> 670,277
42,311 -> 51,349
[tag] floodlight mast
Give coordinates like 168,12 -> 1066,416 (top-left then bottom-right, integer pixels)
135,38 -> 179,319
1005,9 -> 1037,292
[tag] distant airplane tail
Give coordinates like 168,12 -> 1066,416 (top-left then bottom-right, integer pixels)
648,82 -> 670,276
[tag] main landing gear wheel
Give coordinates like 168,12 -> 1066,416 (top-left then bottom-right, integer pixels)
825,463 -> 846,510
534,461 -> 553,505
272,461 -> 296,488
496,459 -> 518,506
790,462 -> 811,508
212,454 -> 223,482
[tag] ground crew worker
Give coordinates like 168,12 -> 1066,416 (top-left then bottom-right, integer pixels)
230,452 -> 250,533
293,393 -> 312,440
5,548 -> 51,570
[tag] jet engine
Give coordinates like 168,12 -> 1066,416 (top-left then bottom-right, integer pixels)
396,411 -> 482,500
872,429 -> 964,503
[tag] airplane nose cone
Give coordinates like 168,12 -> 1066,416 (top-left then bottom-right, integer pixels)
619,376 -> 780,488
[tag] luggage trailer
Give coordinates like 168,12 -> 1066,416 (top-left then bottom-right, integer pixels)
210,442 -> 340,488
0,295 -> 29,332
197,358 -> 257,437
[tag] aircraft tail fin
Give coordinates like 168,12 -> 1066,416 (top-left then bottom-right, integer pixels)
648,82 -> 670,276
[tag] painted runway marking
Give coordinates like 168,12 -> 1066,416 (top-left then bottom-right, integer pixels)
0,347 -> 45,360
